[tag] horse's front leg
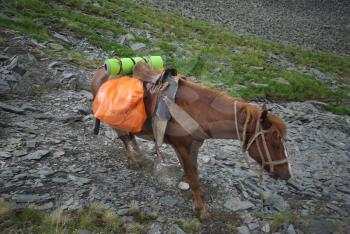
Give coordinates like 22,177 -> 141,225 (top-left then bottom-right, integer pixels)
172,140 -> 209,220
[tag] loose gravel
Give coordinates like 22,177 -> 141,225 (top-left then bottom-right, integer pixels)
138,0 -> 350,55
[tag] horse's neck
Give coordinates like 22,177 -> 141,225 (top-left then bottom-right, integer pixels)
178,81 -> 250,140
206,100 -> 248,140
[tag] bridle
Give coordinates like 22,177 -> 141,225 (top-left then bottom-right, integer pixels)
234,101 -> 290,173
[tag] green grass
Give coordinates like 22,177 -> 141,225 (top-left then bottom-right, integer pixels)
180,218 -> 202,233
271,211 -> 295,232
0,199 -> 152,233
0,0 -> 349,114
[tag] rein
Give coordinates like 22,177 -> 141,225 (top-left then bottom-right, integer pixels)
233,101 -> 290,173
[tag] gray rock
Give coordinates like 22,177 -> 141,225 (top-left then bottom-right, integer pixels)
21,103 -> 40,112
224,198 -> 254,211
261,223 -> 270,233
36,201 -> 54,210
36,167 -> 54,177
170,224 -> 186,234
248,222 -> 259,230
52,177 -> 68,183
77,229 -> 91,234
117,208 -> 129,216
48,61 -> 60,69
0,151 -> 12,159
148,223 -> 162,234
237,226 -> 250,234
68,174 -> 91,186
273,77 -> 290,86
0,102 -> 25,114
93,2 -> 101,8
62,72 -> 75,80
130,42 -> 146,51
159,196 -> 177,207
48,43 -> 64,51
26,140 -> 37,149
0,79 -> 11,95
23,150 -> 50,160
264,193 -> 290,211
12,193 -> 52,203
52,32 -> 70,43
287,224 -> 296,234
13,149 -> 28,157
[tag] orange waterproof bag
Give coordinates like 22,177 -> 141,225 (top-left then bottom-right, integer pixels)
92,76 -> 146,133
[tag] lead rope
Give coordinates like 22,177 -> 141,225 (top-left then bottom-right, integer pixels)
234,101 -> 251,168
234,101 -> 269,229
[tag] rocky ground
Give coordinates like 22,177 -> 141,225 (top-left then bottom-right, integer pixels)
137,0 -> 350,55
1,28 -> 350,234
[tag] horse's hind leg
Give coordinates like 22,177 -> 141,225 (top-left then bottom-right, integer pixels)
171,139 -> 209,219
118,132 -> 140,168
129,133 -> 144,159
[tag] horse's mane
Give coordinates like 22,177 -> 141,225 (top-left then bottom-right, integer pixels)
181,78 -> 287,137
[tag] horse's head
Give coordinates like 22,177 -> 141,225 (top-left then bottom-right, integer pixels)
245,104 -> 292,180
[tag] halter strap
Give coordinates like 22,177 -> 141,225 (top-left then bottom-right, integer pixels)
234,101 -> 290,173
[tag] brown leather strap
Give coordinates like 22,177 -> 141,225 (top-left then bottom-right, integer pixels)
163,96 -> 208,140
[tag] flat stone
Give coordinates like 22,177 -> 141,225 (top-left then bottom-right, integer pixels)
0,79 -> 11,95
36,167 -> 54,177
52,32 -> 70,43
265,193 -> 290,211
248,222 -> 259,230
21,103 -> 40,112
170,224 -> 186,234
130,42 -> 146,51
51,177 -> 68,183
250,66 -> 264,70
12,193 -> 52,203
0,151 -> 12,159
53,150 -> 65,157
36,201 -> 54,210
0,102 -> 25,114
202,155 -> 210,163
62,72 -> 75,80
224,198 -> 254,212
13,149 -> 28,157
68,174 -> 91,186
261,223 -> 270,233
26,140 -> 37,149
287,224 -> 296,234
48,61 -> 60,69
147,223 -> 162,234
159,196 -> 177,207
237,226 -> 250,234
23,150 -> 50,160
117,209 -> 129,216
178,181 -> 190,191
274,77 -> 290,86
48,43 -> 64,51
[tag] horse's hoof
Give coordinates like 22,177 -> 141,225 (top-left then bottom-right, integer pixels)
199,208 -> 210,220
128,161 -> 141,169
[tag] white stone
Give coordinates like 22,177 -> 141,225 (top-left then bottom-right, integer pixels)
178,181 -> 190,190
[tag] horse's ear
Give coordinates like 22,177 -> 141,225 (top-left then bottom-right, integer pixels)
261,104 -> 272,129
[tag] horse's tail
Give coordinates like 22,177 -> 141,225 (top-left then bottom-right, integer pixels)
91,66 -> 109,135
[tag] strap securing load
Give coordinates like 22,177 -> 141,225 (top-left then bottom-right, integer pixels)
163,96 -> 209,140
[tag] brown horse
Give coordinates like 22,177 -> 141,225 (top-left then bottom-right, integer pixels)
90,65 -> 292,219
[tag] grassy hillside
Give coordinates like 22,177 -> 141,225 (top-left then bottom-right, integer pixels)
1,0 -> 349,114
